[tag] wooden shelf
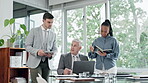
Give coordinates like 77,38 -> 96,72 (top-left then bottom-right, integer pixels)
10,67 -> 29,69
0,47 -> 29,83
0,47 -> 25,50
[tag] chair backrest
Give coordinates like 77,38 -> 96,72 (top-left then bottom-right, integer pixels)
36,73 -> 47,83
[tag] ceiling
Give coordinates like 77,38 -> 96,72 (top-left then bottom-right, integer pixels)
13,2 -> 46,18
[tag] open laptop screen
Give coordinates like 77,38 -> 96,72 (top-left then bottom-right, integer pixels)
72,61 -> 95,75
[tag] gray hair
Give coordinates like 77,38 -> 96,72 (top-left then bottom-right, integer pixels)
72,39 -> 82,46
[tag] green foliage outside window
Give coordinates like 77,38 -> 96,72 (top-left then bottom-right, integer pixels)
66,0 -> 148,68
110,0 -> 148,68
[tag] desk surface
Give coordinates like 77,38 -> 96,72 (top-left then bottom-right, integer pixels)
49,77 -> 148,83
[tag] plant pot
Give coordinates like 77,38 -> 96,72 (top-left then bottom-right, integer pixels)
7,39 -> 14,47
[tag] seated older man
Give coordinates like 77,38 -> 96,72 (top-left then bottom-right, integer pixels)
57,39 -> 88,75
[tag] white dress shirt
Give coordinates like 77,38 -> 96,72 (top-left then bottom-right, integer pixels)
41,26 -> 50,62
41,26 -> 50,51
41,26 -> 50,42
71,54 -> 80,69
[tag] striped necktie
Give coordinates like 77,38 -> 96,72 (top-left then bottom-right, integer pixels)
73,56 -> 78,61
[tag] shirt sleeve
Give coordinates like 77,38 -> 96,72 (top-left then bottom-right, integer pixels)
88,42 -> 97,59
57,55 -> 65,75
106,39 -> 119,60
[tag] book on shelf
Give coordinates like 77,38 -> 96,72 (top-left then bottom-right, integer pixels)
11,77 -> 26,83
94,45 -> 112,54
10,56 -> 22,67
10,51 -> 27,67
22,51 -> 27,67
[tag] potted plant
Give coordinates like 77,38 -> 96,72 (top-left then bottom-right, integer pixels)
0,18 -> 29,47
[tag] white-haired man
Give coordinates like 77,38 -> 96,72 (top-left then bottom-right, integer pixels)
57,39 -> 88,75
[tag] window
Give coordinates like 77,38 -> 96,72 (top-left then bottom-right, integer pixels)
51,10 -> 62,69
30,13 -> 44,29
14,17 -> 25,48
86,3 -> 105,53
15,17 -> 25,33
67,8 -> 84,53
110,0 -> 148,68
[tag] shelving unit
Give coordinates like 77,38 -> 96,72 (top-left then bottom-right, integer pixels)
0,47 -> 29,83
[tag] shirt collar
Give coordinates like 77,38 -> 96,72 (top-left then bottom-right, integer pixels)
41,25 -> 50,31
101,35 -> 111,39
71,53 -> 79,58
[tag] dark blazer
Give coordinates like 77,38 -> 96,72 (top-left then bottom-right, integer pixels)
57,53 -> 88,75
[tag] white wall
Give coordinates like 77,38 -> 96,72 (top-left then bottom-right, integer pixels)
0,0 -> 13,47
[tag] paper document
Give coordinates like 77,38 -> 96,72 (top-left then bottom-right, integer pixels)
44,51 -> 54,54
94,45 -> 112,53
54,75 -> 78,77
133,75 -> 148,78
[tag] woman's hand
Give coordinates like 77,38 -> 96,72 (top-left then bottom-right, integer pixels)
98,51 -> 107,56
90,46 -> 94,52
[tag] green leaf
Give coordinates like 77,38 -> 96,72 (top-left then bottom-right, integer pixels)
25,31 -> 29,36
4,19 -> 9,27
17,30 -> 21,36
0,39 -> 4,46
10,18 -> 15,25
10,37 -> 15,43
20,24 -> 26,31
12,34 -> 16,38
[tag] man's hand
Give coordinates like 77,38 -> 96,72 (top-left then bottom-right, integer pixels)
38,50 -> 54,58
45,53 -> 53,58
64,68 -> 72,75
37,50 -> 46,56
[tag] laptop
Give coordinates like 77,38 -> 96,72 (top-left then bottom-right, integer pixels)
72,61 -> 95,75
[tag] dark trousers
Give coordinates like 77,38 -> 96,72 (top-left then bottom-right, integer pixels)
30,58 -> 50,83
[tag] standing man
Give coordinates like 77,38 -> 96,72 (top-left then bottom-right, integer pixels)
57,39 -> 88,75
25,12 -> 57,83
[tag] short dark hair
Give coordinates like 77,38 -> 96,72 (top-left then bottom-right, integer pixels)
43,12 -> 54,20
